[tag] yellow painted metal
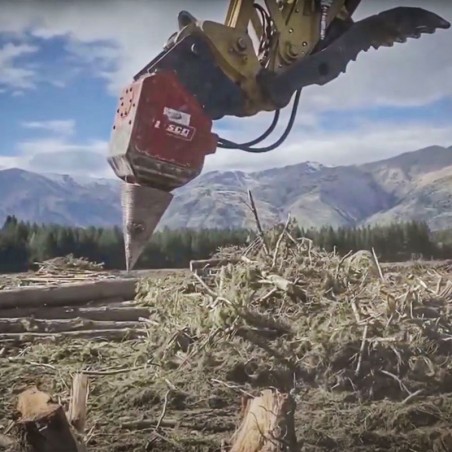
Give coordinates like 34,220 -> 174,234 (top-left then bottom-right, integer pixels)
175,0 -> 350,114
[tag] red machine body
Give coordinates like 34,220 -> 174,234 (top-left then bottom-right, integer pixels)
108,70 -> 218,191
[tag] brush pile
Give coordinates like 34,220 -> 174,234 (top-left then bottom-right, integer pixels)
0,255 -> 109,291
1,217 -> 452,451
36,254 -> 105,273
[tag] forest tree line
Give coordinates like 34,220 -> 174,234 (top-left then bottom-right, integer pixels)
0,215 -> 451,273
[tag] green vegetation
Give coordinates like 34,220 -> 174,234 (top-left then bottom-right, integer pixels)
433,228 -> 452,247
0,215 -> 450,274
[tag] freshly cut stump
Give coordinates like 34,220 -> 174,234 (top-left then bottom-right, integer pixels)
16,387 -> 82,452
230,389 -> 298,452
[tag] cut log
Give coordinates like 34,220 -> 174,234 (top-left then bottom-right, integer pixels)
0,278 -> 139,310
16,387 -> 83,452
0,318 -> 143,334
68,374 -> 89,433
230,389 -> 299,452
0,328 -> 146,344
0,305 -> 151,321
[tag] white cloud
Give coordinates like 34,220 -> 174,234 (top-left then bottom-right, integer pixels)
310,0 -> 452,110
1,114 -> 451,180
21,119 -> 76,137
204,119 -> 452,172
10,136 -> 114,178
0,42 -> 38,90
0,1 -> 227,95
0,155 -> 21,170
17,136 -> 106,156
1,118 -> 114,178
27,148 -> 111,176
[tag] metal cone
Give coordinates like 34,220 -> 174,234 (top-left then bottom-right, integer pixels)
121,182 -> 173,271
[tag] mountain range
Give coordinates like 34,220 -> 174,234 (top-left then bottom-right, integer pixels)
0,145 -> 451,231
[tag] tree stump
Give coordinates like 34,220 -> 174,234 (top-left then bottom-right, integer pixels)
230,389 -> 299,452
16,387 -> 82,452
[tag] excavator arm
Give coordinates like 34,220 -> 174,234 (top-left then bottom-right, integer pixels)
107,0 -> 450,270
133,0 -> 362,119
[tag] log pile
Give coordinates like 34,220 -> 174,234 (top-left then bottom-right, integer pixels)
0,271 -> 150,344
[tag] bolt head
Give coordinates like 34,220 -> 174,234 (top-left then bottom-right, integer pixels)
237,37 -> 247,51
288,44 -> 299,56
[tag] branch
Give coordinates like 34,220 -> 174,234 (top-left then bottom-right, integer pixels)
248,190 -> 270,256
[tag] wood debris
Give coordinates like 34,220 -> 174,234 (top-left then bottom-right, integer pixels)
68,374 -> 89,433
0,209 -> 451,451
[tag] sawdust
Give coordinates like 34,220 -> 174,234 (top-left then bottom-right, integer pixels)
1,220 -> 452,451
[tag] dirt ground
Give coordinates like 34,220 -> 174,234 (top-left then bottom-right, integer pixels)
0,245 -> 451,451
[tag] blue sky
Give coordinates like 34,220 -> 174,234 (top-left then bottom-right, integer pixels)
0,0 -> 451,177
